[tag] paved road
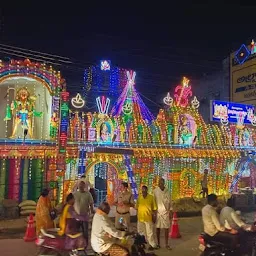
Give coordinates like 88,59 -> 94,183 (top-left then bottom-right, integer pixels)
0,216 -> 203,256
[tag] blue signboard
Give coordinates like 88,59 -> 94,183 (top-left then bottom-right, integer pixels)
210,100 -> 255,124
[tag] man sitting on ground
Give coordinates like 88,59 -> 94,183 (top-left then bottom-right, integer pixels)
202,194 -> 239,250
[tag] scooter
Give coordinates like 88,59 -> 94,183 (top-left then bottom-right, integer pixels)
35,228 -> 87,256
198,233 -> 239,256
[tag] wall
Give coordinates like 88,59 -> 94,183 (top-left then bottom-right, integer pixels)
192,58 -> 230,122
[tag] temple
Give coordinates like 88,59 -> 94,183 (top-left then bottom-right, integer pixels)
0,59 -> 255,205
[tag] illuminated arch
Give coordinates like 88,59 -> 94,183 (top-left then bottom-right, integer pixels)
86,160 -> 128,180
0,59 -> 65,94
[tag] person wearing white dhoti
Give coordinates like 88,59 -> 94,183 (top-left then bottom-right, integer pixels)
153,178 -> 172,250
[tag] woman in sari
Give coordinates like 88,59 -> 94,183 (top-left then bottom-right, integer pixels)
35,189 -> 54,236
58,193 -> 87,251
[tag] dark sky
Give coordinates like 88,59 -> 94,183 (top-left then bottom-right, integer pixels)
0,3 -> 255,112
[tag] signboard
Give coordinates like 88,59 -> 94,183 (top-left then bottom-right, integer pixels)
59,92 -> 69,153
230,41 -> 256,104
210,100 -> 255,124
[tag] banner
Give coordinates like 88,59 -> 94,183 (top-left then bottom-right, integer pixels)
230,42 -> 256,104
210,100 -> 255,124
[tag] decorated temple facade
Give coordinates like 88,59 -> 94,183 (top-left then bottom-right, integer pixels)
0,59 -> 255,203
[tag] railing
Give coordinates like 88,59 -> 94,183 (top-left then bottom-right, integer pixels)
94,189 -> 107,207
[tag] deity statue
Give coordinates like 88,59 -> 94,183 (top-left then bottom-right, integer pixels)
242,128 -> 251,146
4,87 -> 42,138
100,122 -> 111,142
179,116 -> 193,145
50,112 -> 58,139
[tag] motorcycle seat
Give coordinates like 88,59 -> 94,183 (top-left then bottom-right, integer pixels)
200,233 -> 225,248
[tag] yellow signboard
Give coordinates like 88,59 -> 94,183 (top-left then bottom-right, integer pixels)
230,44 -> 256,105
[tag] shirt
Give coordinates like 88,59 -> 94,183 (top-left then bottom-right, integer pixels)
202,204 -> 225,236
153,187 -> 172,215
220,206 -> 246,230
91,210 -> 125,253
136,194 -> 157,222
202,174 -> 208,188
73,191 -> 93,215
115,190 -> 134,214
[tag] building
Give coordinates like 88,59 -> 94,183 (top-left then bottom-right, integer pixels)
192,57 -> 230,122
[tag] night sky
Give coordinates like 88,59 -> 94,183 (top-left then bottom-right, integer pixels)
0,3 -> 255,112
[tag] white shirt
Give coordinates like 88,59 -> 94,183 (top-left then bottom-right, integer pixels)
91,211 -> 125,253
202,204 -> 225,236
220,206 -> 246,230
73,191 -> 93,215
153,187 -> 172,215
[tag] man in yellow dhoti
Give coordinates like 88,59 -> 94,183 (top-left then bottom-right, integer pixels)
153,178 -> 172,250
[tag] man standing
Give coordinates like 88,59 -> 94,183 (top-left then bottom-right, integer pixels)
201,169 -> 208,198
73,181 -> 94,245
154,178 -> 172,250
202,194 -> 239,250
72,174 -> 92,193
136,185 -> 158,251
114,182 -> 134,231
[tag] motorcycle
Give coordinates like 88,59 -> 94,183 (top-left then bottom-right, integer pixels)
118,217 -> 156,256
35,228 -> 87,256
198,233 -> 239,256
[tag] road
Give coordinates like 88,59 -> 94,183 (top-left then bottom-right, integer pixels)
0,215 -> 203,256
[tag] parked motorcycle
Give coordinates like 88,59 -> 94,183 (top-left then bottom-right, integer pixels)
198,233 -> 239,256
35,228 -> 87,256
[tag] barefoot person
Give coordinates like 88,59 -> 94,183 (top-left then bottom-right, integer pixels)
73,181 -> 94,245
136,185 -> 158,251
154,178 -> 172,250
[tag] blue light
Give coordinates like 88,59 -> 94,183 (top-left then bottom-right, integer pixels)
235,44 -> 250,65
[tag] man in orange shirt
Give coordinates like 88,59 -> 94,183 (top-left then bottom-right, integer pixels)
136,185 -> 158,251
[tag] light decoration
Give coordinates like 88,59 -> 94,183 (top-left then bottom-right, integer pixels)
251,39 -> 256,55
71,93 -> 85,109
236,112 -> 245,129
235,44 -> 250,64
122,102 -> 133,115
191,96 -> 200,109
174,77 -> 192,107
247,108 -> 256,126
163,92 -> 173,106
111,70 -> 154,122
100,60 -> 111,71
59,92 -> 69,153
96,96 -> 110,114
